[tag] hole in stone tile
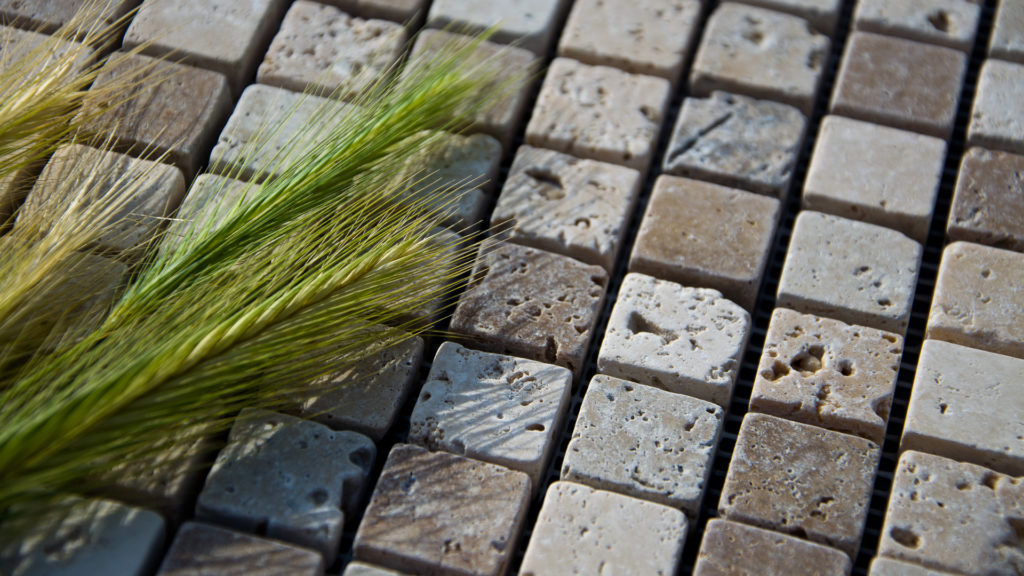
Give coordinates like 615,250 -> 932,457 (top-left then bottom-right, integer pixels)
873,397 -> 891,422
928,10 -> 950,32
981,268 -> 991,278
837,359 -> 855,376
956,480 -> 971,490
543,336 -> 558,363
525,167 -> 565,199
308,489 -> 328,505
764,360 -> 791,381
790,345 -> 825,375
574,217 -> 590,228
421,392 -> 432,401
877,298 -> 893,307
939,403 -> 949,414
982,472 -> 1000,490
890,527 -> 920,548
349,447 -> 372,470
526,423 -> 545,432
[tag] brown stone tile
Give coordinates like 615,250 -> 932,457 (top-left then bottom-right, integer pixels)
693,519 -> 852,576
968,59 -> 1024,156
948,147 -> 1024,252
156,522 -> 324,576
852,0 -> 981,52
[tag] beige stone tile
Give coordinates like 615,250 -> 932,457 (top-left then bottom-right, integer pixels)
694,519 -> 852,575
869,557 -> 959,576
0,0 -> 135,34
968,59 -> 1024,156
426,0 -> 569,54
730,0 -> 842,34
990,0 -> 1024,64
323,0 -> 426,23
948,147 -> 1024,252
853,0 -> 981,52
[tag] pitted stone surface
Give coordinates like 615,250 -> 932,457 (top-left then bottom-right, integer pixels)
520,481 -> 688,576
343,562 -> 411,576
803,115 -> 947,242
879,451 -> 1024,575
195,409 -> 375,564
663,91 -> 806,198
17,144 -> 185,257
926,242 -> 1024,359
693,519 -> 853,576
750,308 -> 903,444
0,0 -> 135,34
123,0 -> 288,95
853,0 -> 981,52
968,59 -> 1024,156
597,273 -> 750,406
156,522 -> 324,576
0,499 -> 165,576
353,444 -> 530,576
525,57 -> 670,172
557,0 -> 701,82
731,0 -> 842,34
299,332 -> 423,441
409,342 -> 572,486
904,340 -> 1024,475
451,243 -> 608,375
869,557 -> 959,576
831,31 -> 966,139
561,375 -> 724,515
689,3 -> 830,114
491,146 -> 641,270
410,30 -> 537,148
80,52 -> 232,180
324,0 -> 425,22
991,1 -> 1024,64
777,211 -> 921,334
258,1 -> 405,99
948,147 -> 1024,252
630,175 -> 779,310
719,413 -> 881,557
426,0 -> 568,54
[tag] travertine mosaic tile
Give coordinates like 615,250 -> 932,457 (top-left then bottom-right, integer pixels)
731,0 -> 842,34
426,0 -> 568,54
693,518 -> 853,576
948,147 -> 1024,252
343,562 -> 411,576
324,0 -> 426,22
0,0 -> 135,34
156,522 -> 324,576
968,58 -> 1024,156
869,557 -> 958,576
990,0 -> 1024,64
852,0 -> 981,52
161,175 -> 256,254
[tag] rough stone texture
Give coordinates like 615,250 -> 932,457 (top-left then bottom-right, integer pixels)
990,0 -> 1024,64
299,333 -> 423,441
161,175 -> 256,254
123,0 -> 288,95
777,211 -> 922,334
353,444 -> 531,576
519,481 -> 688,576
195,409 -> 375,564
879,450 -> 1024,575
426,0 -> 568,54
258,1 -> 405,99
450,243 -> 608,375
730,0 -> 842,34
525,57 -> 671,173
597,273 -> 751,407
831,31 -> 966,139
968,59 -> 1024,156
409,342 -> 572,486
557,0 -> 701,83
79,52 -> 232,180
869,557 -> 959,576
948,147 -> 1024,252
690,3 -> 830,114
410,30 -> 537,149
629,175 -> 780,310
904,340 -> 1024,475
0,499 -> 165,576
0,0 -> 135,34
926,241 -> 1024,359
491,146 -> 641,270
693,518 -> 853,576
323,0 -> 425,22
719,412 -> 881,557
750,308 -> 903,444
561,375 -> 724,515
156,522 -> 324,576
344,562 -> 411,576
803,115 -> 946,242
17,144 -> 186,257
853,0 -> 981,52
663,91 -> 806,198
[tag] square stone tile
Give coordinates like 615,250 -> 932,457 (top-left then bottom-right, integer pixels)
690,3 -> 830,115
409,342 -> 572,486
561,375 -> 724,515
353,444 -> 531,576
803,115 -> 947,242
719,412 -> 881,557
161,174 -> 256,255
990,0 -> 1024,64
629,175 -> 780,310
410,30 -> 537,149
777,211 -> 922,334
869,557 -> 959,576
693,519 -> 853,576
557,0 -> 701,83
879,450 -> 1024,575
853,0 -> 981,52
598,273 -> 751,407
323,0 -> 424,22
904,339 -> 1024,476
79,52 -> 233,180
0,0 -> 135,34
663,91 -> 807,198
450,243 -> 608,375
426,0 -> 568,54
344,563 -> 411,576
831,31 -> 966,139
525,57 -> 671,173
520,481 -> 688,576
123,0 -> 288,95
195,409 -> 375,564
258,1 -> 405,99
156,522 -> 324,576
968,59 -> 1024,156
491,146 -> 641,270
750,307 -> 903,445
731,0 -> 842,34
926,241 -> 1024,359
948,147 -> 1024,252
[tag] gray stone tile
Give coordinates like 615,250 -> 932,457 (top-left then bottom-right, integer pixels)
156,522 -> 324,576
948,147 -> 1024,252
968,59 -> 1024,156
